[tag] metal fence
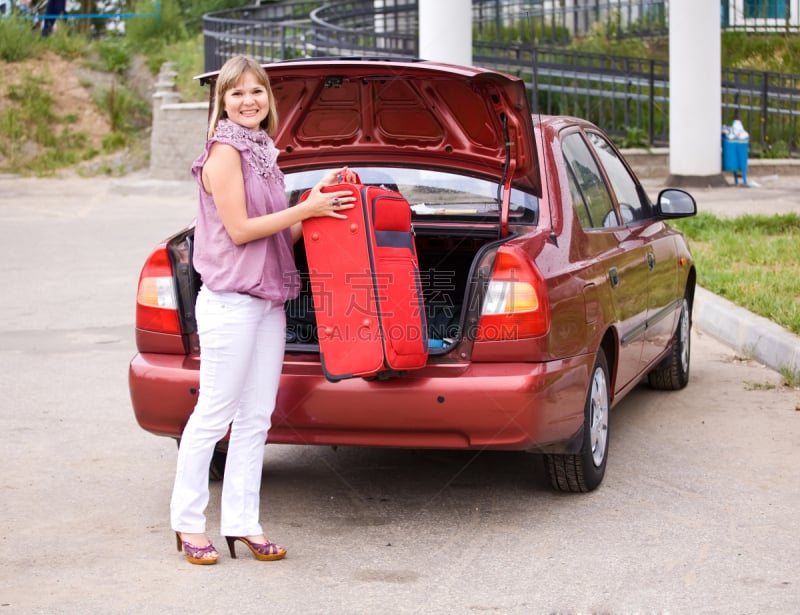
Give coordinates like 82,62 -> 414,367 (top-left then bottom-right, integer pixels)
202,0 -> 800,154
474,45 -> 671,145
202,1 -> 320,68
474,43 -> 800,154
202,0 -> 672,68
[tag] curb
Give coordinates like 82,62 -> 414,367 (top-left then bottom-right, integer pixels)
622,149 -> 800,180
694,286 -> 800,379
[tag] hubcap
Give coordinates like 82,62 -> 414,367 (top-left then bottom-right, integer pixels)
589,365 -> 609,467
679,299 -> 690,373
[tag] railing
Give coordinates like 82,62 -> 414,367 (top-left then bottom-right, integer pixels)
202,2 -> 321,69
201,0 -> 672,68
474,45 -> 671,146
721,67 -> 800,156
308,0 -> 669,45
474,43 -> 800,154
201,0 -> 800,154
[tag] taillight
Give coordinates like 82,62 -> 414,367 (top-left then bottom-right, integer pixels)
475,246 -> 550,341
136,245 -> 181,335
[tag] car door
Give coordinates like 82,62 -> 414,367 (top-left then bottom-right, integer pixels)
583,131 -> 679,370
561,131 -> 649,391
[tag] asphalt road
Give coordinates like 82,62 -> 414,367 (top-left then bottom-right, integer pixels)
1,173 -> 799,614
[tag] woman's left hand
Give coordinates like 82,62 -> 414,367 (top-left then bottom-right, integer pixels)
301,167 -> 358,220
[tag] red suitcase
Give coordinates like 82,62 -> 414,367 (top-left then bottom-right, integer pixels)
302,183 -> 428,381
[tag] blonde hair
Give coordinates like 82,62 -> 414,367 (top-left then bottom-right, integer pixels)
207,55 -> 279,139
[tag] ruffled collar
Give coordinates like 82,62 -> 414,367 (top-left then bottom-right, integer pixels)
215,118 -> 269,145
213,119 -> 282,184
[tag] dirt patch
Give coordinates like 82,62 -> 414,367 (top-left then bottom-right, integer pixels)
1,51 -> 112,144
0,51 -> 155,175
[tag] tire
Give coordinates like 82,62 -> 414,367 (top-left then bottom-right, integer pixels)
175,439 -> 227,482
545,349 -> 610,493
209,448 -> 227,482
648,297 -> 691,391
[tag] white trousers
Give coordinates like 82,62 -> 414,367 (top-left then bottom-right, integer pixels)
170,287 -> 286,537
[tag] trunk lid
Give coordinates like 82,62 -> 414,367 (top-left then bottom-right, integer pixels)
199,58 -> 541,197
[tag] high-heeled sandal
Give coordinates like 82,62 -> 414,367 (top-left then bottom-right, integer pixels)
175,532 -> 219,565
225,536 -> 286,561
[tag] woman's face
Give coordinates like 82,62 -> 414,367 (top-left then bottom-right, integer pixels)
223,70 -> 270,130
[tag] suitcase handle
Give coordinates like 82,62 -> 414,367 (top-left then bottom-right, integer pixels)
337,168 -> 360,184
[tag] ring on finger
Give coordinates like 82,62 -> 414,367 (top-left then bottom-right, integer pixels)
332,197 -> 340,207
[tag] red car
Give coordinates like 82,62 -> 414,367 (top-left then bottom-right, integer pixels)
129,59 -> 696,492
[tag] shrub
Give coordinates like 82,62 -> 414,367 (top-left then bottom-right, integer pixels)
93,79 -> 151,133
126,0 -> 187,47
177,0 -> 244,34
43,25 -> 89,59
94,36 -> 133,74
0,16 -> 42,62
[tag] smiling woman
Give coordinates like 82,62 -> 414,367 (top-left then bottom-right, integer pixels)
169,54 -> 359,566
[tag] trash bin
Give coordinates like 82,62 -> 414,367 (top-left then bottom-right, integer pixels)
721,120 -> 749,186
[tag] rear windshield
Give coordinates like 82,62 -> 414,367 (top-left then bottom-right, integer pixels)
286,167 -> 538,224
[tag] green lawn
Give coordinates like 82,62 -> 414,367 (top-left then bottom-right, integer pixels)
671,213 -> 800,336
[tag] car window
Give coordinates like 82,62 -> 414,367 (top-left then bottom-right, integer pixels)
565,163 -> 592,228
585,131 -> 649,223
285,167 -> 539,224
561,133 -> 619,228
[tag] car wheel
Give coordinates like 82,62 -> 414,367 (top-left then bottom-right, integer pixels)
648,297 -> 691,391
175,439 -> 227,482
209,448 -> 227,482
545,349 -> 610,493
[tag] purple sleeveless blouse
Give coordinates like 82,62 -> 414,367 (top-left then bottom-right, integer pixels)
191,119 -> 300,302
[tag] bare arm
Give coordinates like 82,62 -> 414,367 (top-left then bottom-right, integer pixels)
202,143 -> 356,246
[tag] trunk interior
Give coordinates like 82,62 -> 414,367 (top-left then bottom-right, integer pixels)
173,229 -> 503,356
286,232 -> 498,353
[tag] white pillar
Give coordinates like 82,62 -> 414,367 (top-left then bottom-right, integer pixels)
419,0 -> 472,66
668,0 -> 725,185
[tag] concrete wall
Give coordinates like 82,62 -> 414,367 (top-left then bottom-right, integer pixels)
149,63 -> 209,181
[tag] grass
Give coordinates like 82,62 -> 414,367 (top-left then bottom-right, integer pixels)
779,367 -> 800,388
671,213 -> 800,337
0,0 -> 204,176
569,29 -> 800,75
0,66 -> 121,175
0,18 -> 176,176
0,73 -> 98,174
671,212 -> 800,387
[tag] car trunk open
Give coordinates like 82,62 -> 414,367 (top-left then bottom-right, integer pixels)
177,58 -> 545,368
166,160 -> 540,368
286,229 -> 504,358
168,222 -> 510,366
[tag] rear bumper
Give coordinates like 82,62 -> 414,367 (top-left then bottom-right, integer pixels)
129,352 -> 592,451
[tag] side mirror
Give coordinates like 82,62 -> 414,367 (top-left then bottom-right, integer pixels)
655,189 -> 697,219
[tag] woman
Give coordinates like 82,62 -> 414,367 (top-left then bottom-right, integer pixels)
171,55 -> 356,565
